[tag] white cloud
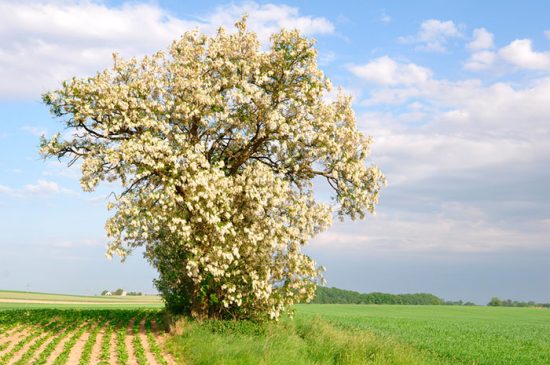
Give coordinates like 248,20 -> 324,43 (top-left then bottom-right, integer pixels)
312,209 -> 550,254
467,28 -> 494,51
356,58 -> 550,190
0,1 -> 334,99
545,30 -> 550,40
499,39 -> 550,70
205,2 -> 334,41
400,19 -> 462,52
464,50 -> 497,71
349,56 -> 432,85
0,179 -> 73,197
380,9 -> 391,23
22,180 -> 61,195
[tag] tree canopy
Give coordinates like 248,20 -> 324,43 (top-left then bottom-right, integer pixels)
40,17 -> 385,320
312,287 -> 444,305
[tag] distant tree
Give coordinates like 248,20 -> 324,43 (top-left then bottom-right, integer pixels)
40,17 -> 384,320
488,297 -> 502,306
311,287 -> 444,305
100,290 -> 109,296
113,288 -> 124,296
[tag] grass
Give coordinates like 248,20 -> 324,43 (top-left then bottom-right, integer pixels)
166,304 -> 550,365
166,314 -> 438,365
2,293 -> 550,364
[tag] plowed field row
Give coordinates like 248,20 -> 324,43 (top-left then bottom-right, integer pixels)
0,309 -> 174,365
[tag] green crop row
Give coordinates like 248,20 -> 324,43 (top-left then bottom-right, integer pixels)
133,313 -> 148,365
146,314 -> 170,365
0,312 -> 54,364
0,308 -> 171,365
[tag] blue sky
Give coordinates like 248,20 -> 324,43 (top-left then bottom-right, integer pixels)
1,0 -> 549,303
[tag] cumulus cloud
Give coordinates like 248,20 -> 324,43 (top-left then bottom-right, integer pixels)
464,50 -> 497,71
348,56 -> 432,85
499,39 -> 550,70
464,28 -> 496,70
312,210 -> 550,254
467,28 -> 494,51
0,1 -> 334,99
400,19 -> 462,52
465,31 -> 550,72
346,54 -> 550,253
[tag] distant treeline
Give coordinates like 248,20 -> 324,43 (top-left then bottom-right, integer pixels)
312,286 -> 446,305
488,297 -> 550,308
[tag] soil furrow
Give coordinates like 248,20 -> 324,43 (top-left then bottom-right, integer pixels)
108,321 -> 120,364
89,321 -> 108,364
66,322 -> 96,364
0,328 -> 31,358
7,331 -> 49,365
44,322 -> 87,365
150,319 -> 175,365
125,317 -> 137,365
139,316 -> 159,365
0,325 -> 27,345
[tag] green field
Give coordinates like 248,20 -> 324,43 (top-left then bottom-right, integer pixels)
167,304 -> 550,365
1,291 -> 549,364
297,304 -> 550,364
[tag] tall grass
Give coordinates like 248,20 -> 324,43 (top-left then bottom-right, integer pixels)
165,314 -> 439,365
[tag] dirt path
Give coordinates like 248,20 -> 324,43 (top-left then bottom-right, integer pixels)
90,321 -> 108,364
125,317 -> 137,365
139,316 -> 159,365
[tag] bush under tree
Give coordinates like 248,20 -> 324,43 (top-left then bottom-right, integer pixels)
40,17 -> 384,320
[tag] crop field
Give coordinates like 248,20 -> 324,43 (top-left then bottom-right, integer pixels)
0,290 -> 163,308
297,304 -> 550,365
0,307 -> 174,365
2,292 -> 550,365
168,304 -> 550,365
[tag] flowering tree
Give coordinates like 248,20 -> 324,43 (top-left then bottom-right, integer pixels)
40,18 -> 384,320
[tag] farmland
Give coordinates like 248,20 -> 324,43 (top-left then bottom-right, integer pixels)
166,304 -> 550,365
0,290 -> 163,308
0,308 -> 173,364
2,292 -> 550,364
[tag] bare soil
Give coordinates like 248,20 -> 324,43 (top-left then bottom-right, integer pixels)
139,316 -> 159,365
89,321 -> 108,364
